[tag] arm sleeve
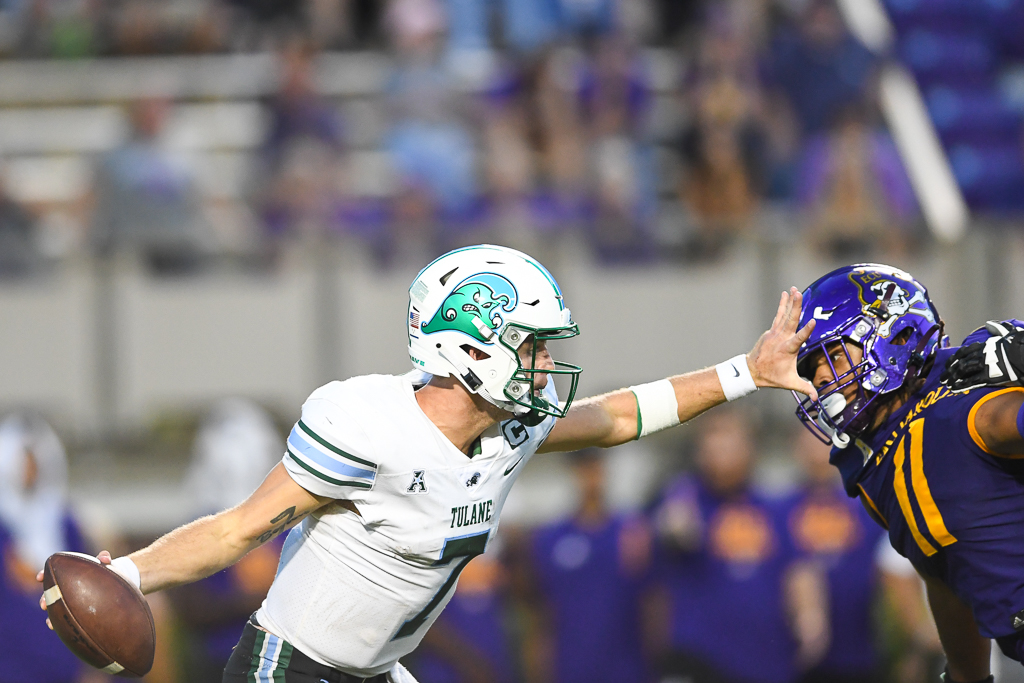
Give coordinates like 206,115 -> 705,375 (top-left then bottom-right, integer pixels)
282,395 -> 378,498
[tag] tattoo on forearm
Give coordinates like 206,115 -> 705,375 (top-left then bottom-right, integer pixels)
258,506 -> 297,543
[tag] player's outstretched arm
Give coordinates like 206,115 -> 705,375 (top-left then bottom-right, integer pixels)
126,463 -> 328,594
539,288 -> 816,453
39,463 -> 328,601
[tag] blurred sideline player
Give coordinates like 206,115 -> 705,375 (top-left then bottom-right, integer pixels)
39,244 -> 816,683
0,413 -> 98,683
407,551 -> 516,683
513,448 -> 651,683
167,399 -> 285,683
644,409 -> 827,683
2,413 -> 181,683
786,426 -> 942,683
793,264 -> 1024,683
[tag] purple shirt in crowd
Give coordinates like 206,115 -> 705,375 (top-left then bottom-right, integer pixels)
411,588 -> 516,683
782,484 -> 884,676
531,513 -> 650,683
653,475 -> 798,683
0,518 -> 88,683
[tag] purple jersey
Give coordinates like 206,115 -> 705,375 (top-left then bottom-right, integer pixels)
653,476 -> 798,683
0,517 -> 88,683
783,485 -> 884,675
531,514 -> 649,683
411,590 -> 515,683
830,321 -> 1024,639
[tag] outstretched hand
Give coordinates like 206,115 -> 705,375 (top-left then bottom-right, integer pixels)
748,287 -> 817,400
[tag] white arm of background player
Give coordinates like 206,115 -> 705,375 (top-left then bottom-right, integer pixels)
38,463 -> 329,606
539,287 -> 817,453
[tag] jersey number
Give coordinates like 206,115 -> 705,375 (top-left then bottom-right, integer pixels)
392,530 -> 489,640
891,418 -> 957,557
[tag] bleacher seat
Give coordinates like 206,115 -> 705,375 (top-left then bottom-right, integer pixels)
899,29 -> 994,86
887,0 -> 1024,212
926,86 -> 1023,146
0,106 -> 126,155
949,143 -> 1024,211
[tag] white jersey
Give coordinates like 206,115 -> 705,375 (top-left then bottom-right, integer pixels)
256,372 -> 556,676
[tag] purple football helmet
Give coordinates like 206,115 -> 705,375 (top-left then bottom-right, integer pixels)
794,264 -> 946,448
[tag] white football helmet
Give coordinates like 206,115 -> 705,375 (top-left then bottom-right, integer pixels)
408,245 -> 581,418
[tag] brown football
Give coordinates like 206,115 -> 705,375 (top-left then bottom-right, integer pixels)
42,552 -> 155,678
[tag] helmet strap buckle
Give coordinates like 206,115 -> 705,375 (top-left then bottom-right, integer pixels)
437,346 -> 483,391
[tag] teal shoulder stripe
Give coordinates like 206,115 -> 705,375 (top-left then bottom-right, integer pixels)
298,420 -> 377,469
286,449 -> 373,489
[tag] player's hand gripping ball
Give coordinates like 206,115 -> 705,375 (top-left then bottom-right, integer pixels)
42,552 -> 155,677
942,321 -> 1024,392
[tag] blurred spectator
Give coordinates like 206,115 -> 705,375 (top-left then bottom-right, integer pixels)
559,0 -> 616,39
256,43 -> 346,245
785,427 -> 945,683
785,427 -> 885,683
514,449 -> 652,683
0,413 -> 95,683
532,47 -> 588,202
764,0 -> 877,136
168,398 -> 284,683
495,0 -> 562,56
581,36 -> 657,262
112,0 -> 228,56
0,164 -> 43,277
645,410 -> 827,683
384,0 -> 482,255
91,96 -> 212,275
795,105 -> 917,260
677,69 -> 768,258
479,60 -> 538,248
16,0 -> 97,58
226,0 -> 308,50
410,552 -> 517,683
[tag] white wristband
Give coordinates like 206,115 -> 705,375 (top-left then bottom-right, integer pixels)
716,355 -> 758,401
629,379 -> 680,438
109,556 -> 142,591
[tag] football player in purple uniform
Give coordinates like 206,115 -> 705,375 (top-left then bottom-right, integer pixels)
792,264 -> 1024,683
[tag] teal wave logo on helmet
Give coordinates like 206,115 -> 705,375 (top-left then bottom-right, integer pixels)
422,273 -> 519,342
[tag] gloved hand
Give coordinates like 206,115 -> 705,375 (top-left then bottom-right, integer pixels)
942,321 -> 1024,392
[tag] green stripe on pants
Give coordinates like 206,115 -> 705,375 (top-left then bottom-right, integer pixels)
273,641 -> 294,682
250,629 -> 267,681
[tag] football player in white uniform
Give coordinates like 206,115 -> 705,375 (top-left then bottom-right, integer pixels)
39,245 -> 817,683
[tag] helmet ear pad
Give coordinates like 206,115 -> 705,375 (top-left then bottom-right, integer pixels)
434,337 -> 523,412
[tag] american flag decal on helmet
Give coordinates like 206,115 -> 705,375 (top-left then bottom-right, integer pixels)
410,309 -> 420,329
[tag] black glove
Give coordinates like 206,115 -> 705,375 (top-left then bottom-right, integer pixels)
942,321 -> 1024,392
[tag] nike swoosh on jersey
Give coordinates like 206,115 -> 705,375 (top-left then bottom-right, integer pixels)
503,456 -> 525,476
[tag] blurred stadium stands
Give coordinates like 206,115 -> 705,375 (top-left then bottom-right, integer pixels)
1,0 -> 1024,680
